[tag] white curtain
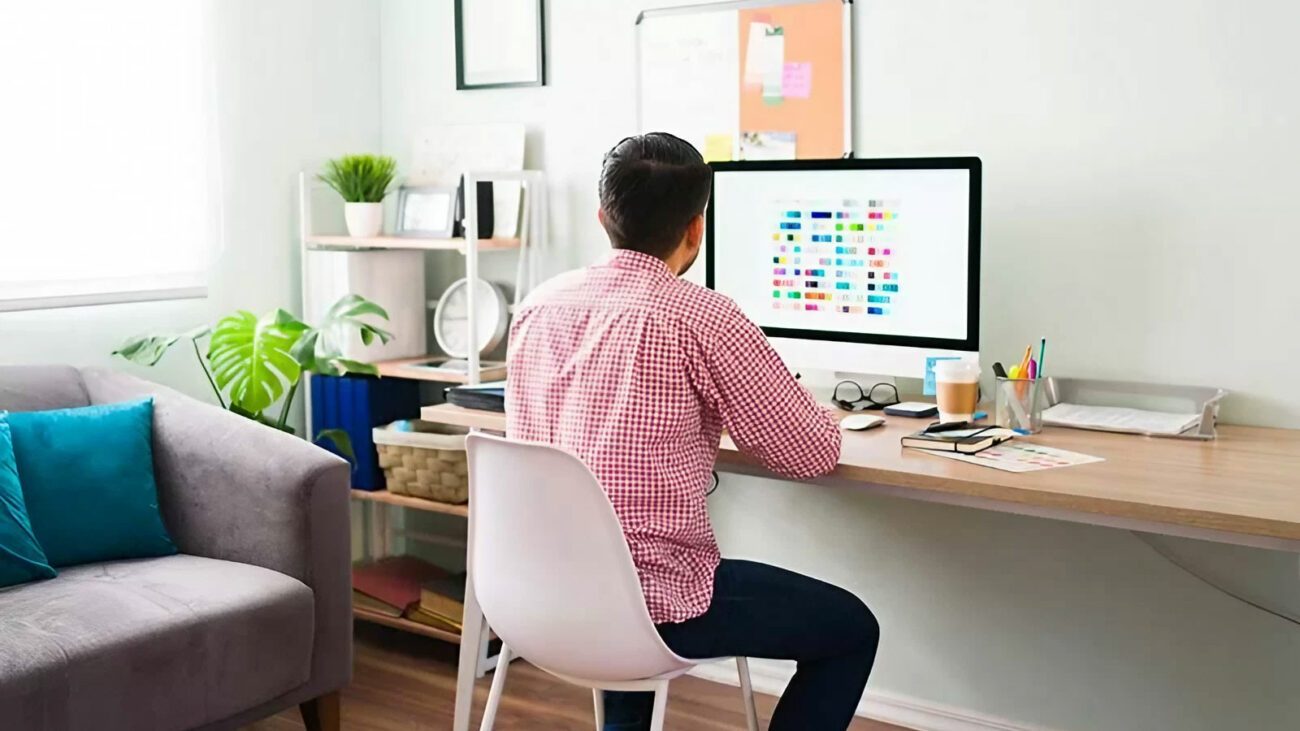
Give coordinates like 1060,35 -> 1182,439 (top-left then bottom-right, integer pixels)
0,0 -> 220,310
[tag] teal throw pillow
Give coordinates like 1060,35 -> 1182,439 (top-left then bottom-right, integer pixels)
7,398 -> 177,567
0,417 -> 57,587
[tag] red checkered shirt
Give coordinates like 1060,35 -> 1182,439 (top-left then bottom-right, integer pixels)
506,249 -> 842,623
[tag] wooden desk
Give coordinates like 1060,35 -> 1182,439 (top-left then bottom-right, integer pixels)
420,402 -> 1300,731
423,402 -> 1300,549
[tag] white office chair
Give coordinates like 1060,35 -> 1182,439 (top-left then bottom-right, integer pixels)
465,433 -> 760,731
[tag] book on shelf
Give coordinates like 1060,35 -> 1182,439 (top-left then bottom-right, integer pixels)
445,382 -> 506,412
353,556 -> 448,613
420,573 -> 467,621
900,426 -> 1016,455
353,590 -> 404,618
404,606 -> 464,634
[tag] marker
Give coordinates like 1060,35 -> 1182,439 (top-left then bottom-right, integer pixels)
1038,338 -> 1048,377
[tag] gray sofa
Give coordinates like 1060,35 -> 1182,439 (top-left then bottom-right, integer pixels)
0,366 -> 352,731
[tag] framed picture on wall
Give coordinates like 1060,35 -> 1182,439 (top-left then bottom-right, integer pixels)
455,0 -> 546,89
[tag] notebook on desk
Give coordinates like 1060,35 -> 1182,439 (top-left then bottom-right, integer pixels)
901,426 -> 1016,455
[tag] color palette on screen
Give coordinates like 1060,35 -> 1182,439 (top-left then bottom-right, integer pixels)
769,199 -> 903,322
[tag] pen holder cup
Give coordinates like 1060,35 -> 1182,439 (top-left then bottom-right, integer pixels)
996,377 -> 1045,434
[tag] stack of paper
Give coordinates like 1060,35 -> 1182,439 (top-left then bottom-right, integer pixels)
930,443 -> 1105,473
1041,403 -> 1201,436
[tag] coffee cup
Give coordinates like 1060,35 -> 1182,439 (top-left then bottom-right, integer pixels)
934,360 -> 980,423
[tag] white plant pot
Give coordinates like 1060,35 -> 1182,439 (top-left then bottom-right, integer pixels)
344,202 -> 383,238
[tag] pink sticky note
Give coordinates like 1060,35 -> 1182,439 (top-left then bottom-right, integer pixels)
782,62 -> 812,99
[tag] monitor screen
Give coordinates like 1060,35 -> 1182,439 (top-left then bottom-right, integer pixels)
706,158 -> 980,352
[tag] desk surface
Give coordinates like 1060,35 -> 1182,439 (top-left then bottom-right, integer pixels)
421,403 -> 1300,547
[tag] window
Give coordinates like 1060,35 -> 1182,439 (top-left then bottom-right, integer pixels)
0,1 -> 219,311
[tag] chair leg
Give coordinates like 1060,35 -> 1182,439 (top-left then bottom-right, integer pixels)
592,688 -> 605,730
478,643 -> 514,731
299,691 -> 340,731
736,657 -> 760,731
648,680 -> 670,731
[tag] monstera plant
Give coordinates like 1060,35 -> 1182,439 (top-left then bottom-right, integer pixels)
113,294 -> 393,458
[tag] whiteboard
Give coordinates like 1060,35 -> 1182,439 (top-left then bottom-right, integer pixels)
636,0 -> 853,162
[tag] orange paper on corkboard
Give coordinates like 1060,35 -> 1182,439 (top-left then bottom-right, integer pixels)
738,1 -> 845,158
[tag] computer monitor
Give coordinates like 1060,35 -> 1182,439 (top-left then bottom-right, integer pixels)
706,157 -> 981,379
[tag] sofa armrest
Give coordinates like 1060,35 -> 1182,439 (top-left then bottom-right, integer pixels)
80,367 -> 352,692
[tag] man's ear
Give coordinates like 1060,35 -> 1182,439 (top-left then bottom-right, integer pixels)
685,213 -> 705,251
597,208 -> 607,228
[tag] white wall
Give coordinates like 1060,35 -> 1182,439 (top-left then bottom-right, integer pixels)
379,1 -> 1300,729
857,0 -> 1300,430
0,0 -> 382,407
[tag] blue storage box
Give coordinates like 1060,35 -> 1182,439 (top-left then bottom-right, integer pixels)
310,374 -> 421,490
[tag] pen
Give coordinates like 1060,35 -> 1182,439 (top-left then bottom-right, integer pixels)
1038,337 -> 1047,377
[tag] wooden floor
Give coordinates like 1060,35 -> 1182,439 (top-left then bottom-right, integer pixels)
246,623 -> 905,730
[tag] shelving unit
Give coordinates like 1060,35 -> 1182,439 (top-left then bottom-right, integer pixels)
304,234 -> 520,253
350,486 -> 470,518
353,605 -> 465,644
298,170 -> 546,676
297,169 -> 545,388
373,356 -> 507,385
420,402 -> 507,432
354,602 -> 498,653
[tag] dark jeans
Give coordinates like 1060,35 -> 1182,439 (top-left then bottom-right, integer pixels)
604,559 -> 879,731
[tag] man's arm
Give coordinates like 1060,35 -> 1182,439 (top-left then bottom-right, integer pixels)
693,302 -> 841,480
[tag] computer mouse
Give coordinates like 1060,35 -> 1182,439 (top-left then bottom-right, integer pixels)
841,414 -> 885,431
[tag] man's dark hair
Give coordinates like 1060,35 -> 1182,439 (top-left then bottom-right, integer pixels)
598,132 -> 712,259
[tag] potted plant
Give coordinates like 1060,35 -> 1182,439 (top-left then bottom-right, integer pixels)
112,294 -> 393,458
319,154 -> 398,237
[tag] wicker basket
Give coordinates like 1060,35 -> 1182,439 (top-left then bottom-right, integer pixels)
373,421 -> 471,504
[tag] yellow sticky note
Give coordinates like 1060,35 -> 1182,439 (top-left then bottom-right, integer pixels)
704,134 -> 733,163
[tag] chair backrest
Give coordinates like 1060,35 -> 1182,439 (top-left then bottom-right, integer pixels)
465,433 -> 690,682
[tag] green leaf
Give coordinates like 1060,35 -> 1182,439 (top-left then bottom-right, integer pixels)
289,330 -> 322,371
113,333 -> 182,366
315,428 -> 355,462
113,325 -> 212,367
208,309 -> 306,413
293,294 -> 393,375
316,154 -> 398,203
333,358 -> 379,376
272,308 -> 309,331
229,403 -> 295,433
327,294 -> 390,321
360,324 -> 393,345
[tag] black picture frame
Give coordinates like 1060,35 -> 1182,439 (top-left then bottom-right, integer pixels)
706,156 -> 983,354
454,0 -> 547,90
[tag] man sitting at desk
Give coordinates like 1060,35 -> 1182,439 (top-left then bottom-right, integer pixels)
506,132 -> 880,731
